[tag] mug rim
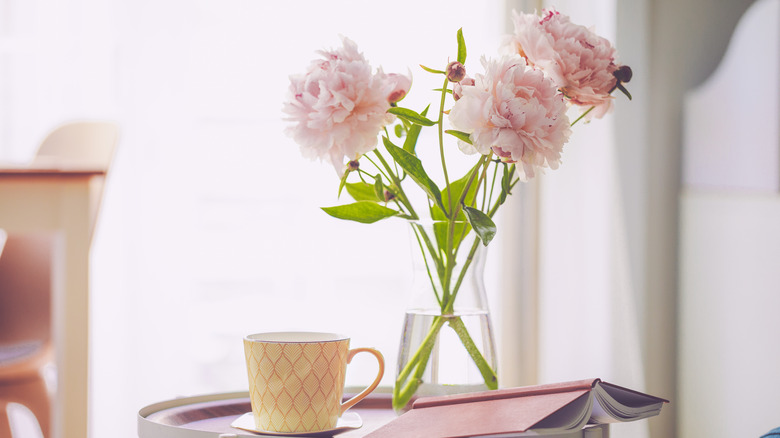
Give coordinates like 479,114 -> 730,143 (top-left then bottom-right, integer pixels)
245,331 -> 349,343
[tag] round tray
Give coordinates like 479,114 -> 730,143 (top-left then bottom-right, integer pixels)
138,391 -> 396,438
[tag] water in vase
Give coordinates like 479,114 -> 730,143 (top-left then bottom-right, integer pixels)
397,308 -> 497,398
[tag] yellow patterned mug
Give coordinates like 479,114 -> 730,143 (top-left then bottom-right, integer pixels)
243,332 -> 384,433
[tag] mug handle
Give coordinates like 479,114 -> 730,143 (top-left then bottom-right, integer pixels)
340,347 -> 385,414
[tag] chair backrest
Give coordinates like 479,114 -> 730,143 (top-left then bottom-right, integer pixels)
32,121 -> 119,170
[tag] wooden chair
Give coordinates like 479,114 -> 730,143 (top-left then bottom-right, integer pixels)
0,120 -> 118,437
32,121 -> 118,170
0,232 -> 54,438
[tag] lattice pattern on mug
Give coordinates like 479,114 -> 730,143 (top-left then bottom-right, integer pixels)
244,339 -> 349,432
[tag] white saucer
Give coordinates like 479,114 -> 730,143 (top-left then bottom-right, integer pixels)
230,412 -> 362,437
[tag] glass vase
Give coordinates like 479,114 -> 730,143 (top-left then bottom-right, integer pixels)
393,221 -> 498,412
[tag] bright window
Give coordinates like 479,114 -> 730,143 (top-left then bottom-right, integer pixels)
0,1 -> 504,436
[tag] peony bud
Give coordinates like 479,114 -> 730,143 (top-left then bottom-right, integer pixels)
613,65 -> 633,83
452,77 -> 475,101
446,61 -> 466,82
385,72 -> 412,104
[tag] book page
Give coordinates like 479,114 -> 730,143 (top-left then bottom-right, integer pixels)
529,393 -> 593,433
590,382 -> 665,423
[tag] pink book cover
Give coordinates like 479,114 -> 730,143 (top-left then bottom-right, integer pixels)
366,379 -> 667,438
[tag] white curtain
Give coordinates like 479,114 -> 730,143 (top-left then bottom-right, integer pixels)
533,1 -> 649,437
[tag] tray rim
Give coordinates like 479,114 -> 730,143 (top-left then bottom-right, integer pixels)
139,391 -> 250,419
138,390 -> 394,438
138,392 -> 251,438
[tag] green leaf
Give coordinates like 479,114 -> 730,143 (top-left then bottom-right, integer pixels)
431,162 -> 480,222
431,220 -> 471,256
420,64 -> 445,75
429,164 -> 481,250
449,164 -> 480,212
388,107 -> 437,127
463,206 -> 496,246
338,169 -> 350,198
374,174 -> 385,201
321,201 -> 397,224
394,124 -> 404,138
444,129 -> 472,145
383,137 -> 445,213
432,164 -> 478,248
456,28 -> 467,64
345,182 -> 381,202
403,105 -> 430,154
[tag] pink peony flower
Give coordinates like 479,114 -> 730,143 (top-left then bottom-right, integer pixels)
449,55 -> 571,180
505,9 -> 620,118
283,37 -> 410,173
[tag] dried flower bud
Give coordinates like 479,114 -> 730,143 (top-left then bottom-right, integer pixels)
452,77 -> 475,101
446,61 -> 466,82
347,160 -> 360,172
613,65 -> 633,83
384,190 -> 396,202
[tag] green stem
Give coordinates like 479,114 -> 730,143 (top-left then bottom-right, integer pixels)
485,161 -> 498,211
489,175 -> 519,218
474,154 -> 492,205
393,316 -> 446,411
411,225 -> 443,305
449,317 -> 498,390
446,154 -> 488,262
392,199 -> 414,219
437,77 -> 452,218
453,155 -> 489,219
444,238 -> 480,314
373,149 -> 418,219
570,105 -> 595,126
363,155 -> 391,182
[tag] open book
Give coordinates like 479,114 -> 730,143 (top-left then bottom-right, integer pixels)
366,379 -> 668,438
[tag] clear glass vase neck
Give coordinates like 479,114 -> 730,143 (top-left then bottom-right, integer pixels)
406,220 -> 489,314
